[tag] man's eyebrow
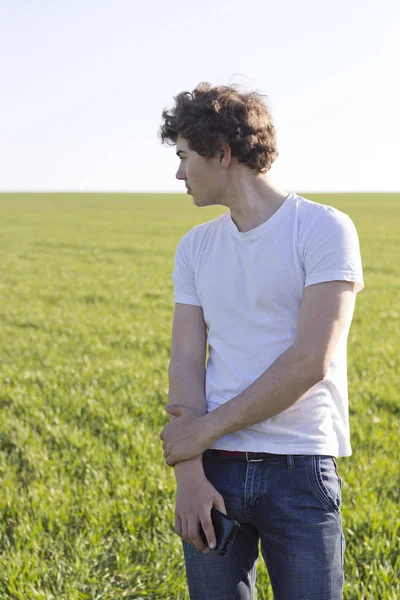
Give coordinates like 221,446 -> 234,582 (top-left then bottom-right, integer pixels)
176,149 -> 186,157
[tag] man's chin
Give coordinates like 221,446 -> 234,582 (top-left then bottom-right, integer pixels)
189,192 -> 210,206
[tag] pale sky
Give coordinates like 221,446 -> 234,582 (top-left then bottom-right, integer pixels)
1,0 -> 399,192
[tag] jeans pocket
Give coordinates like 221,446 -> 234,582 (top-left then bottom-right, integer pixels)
309,456 -> 342,513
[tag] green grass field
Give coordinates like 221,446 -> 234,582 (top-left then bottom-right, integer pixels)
0,192 -> 399,599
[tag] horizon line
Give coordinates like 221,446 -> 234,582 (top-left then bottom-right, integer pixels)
0,190 -> 399,195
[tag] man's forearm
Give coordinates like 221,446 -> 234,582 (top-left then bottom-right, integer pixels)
168,363 -> 207,475
168,363 -> 207,417
205,345 -> 324,444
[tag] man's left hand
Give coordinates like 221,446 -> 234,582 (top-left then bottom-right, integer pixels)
159,405 -> 211,466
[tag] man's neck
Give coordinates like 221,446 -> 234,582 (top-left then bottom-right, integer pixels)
224,173 -> 289,233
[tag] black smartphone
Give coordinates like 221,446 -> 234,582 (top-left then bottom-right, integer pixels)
199,507 -> 240,556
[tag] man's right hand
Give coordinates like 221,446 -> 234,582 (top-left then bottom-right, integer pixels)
174,460 -> 227,553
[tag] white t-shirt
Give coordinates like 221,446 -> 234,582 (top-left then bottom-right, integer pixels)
172,192 -> 365,457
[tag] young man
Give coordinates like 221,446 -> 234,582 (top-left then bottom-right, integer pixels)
158,82 -> 364,600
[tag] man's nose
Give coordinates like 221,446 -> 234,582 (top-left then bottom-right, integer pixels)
176,164 -> 185,180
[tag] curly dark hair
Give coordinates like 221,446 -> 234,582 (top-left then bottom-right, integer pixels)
159,82 -> 279,174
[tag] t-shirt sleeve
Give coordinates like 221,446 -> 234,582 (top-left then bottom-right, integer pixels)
300,207 -> 365,293
172,231 -> 202,306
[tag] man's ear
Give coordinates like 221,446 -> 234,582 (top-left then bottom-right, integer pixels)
219,143 -> 232,166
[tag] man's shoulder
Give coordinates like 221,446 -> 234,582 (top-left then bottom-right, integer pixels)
192,211 -> 227,234
176,212 -> 227,257
296,194 -> 352,229
183,212 -> 227,245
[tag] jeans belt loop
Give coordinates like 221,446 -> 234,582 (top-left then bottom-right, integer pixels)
246,452 -> 264,463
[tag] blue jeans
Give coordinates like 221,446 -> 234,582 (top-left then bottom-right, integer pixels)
182,450 -> 345,600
